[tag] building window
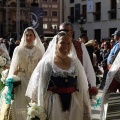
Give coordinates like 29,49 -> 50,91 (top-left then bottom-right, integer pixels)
43,0 -> 47,1
43,11 -> 48,16
51,24 -> 58,34
94,29 -> 101,42
83,30 -> 87,35
70,0 -> 74,3
52,0 -> 57,2
109,28 -> 117,37
93,2 -> 101,21
82,5 -> 87,19
75,4 -> 80,22
51,24 -> 57,29
20,0 -> 26,7
43,24 -> 48,29
108,0 -> 116,19
68,7 -> 74,23
52,11 -> 57,17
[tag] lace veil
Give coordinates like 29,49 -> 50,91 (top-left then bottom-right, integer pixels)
8,27 -> 45,77
0,44 -> 10,60
26,31 -> 91,118
100,50 -> 120,119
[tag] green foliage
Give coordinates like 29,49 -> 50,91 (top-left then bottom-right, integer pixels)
0,74 -> 4,91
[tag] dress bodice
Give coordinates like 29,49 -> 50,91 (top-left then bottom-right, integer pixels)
48,75 -> 77,88
47,61 -> 78,111
17,46 -> 42,79
48,61 -> 78,88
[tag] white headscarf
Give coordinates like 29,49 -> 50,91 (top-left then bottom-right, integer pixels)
20,27 -> 45,55
0,43 -> 10,60
26,31 -> 91,119
8,27 -> 45,77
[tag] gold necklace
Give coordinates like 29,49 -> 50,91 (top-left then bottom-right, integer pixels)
25,45 -> 34,49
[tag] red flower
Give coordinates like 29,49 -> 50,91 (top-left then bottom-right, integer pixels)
89,87 -> 98,96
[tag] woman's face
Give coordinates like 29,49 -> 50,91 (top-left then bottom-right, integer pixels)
56,35 -> 72,57
25,30 -> 35,46
103,42 -> 107,49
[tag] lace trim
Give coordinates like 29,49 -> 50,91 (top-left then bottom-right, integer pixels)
52,60 -> 78,77
44,62 -> 78,92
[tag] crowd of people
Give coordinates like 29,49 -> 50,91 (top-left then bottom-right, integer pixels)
0,22 -> 120,120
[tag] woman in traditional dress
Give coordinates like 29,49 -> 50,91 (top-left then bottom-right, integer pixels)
100,49 -> 120,120
26,31 -> 92,120
0,41 -> 10,67
0,27 -> 45,120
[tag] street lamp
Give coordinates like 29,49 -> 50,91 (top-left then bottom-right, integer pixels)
78,15 -> 86,33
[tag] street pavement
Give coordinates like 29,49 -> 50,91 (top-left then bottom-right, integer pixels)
91,89 -> 103,120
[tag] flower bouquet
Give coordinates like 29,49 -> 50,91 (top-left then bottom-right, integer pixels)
27,102 -> 47,120
1,69 -> 9,84
89,87 -> 98,96
0,69 -> 9,91
89,87 -> 101,108
0,75 -> 21,105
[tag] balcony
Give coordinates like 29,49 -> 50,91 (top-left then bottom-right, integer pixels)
93,11 -> 101,21
108,9 -> 116,19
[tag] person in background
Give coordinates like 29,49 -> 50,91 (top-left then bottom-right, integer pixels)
26,31 -> 92,120
79,33 -> 88,44
99,41 -> 111,89
0,38 -> 9,58
94,41 -> 101,65
15,40 -> 20,47
59,22 -> 98,96
0,27 -> 45,120
85,39 -> 95,66
107,30 -> 120,68
100,48 -> 120,120
110,38 -> 115,49
9,38 -> 16,58
100,39 -> 105,49
3,39 -> 9,50
40,35 -> 48,50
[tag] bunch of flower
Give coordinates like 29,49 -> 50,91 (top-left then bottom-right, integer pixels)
0,56 -> 7,68
1,69 -> 9,84
27,102 -> 47,120
89,87 -> 98,96
0,75 -> 21,105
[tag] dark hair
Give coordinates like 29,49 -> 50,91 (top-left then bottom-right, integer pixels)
80,33 -> 87,38
25,28 -> 35,37
59,22 -> 73,30
104,41 -> 111,49
40,35 -> 44,39
56,31 -> 70,43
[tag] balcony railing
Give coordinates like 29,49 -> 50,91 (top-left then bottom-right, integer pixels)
108,9 -> 117,19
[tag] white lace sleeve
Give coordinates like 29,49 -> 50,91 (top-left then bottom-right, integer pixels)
8,46 -> 20,77
25,60 -> 52,102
